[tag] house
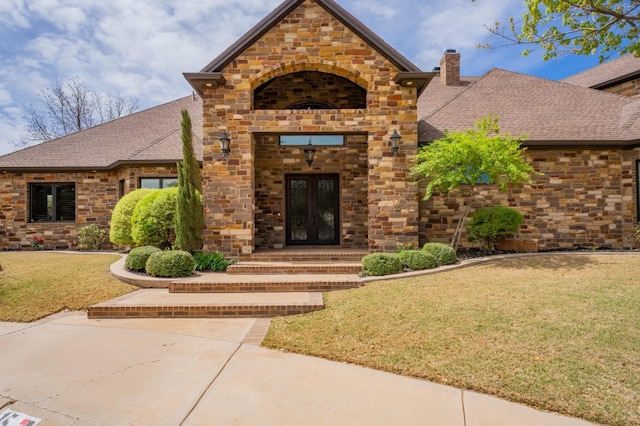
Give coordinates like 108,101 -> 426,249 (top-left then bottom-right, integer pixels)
1,0 -> 639,255
561,55 -> 640,97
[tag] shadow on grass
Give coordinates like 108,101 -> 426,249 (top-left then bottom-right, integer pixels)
486,253 -> 601,271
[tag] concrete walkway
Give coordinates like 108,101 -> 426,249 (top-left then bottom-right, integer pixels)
0,311 -> 595,425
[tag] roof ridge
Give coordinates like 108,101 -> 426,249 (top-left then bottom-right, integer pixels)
0,95 -> 197,160
122,128 -> 181,162
421,69 -> 491,120
620,99 -> 640,130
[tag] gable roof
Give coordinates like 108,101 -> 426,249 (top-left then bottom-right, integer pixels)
419,69 -> 640,146
0,95 -> 202,172
200,0 -> 422,74
562,55 -> 640,89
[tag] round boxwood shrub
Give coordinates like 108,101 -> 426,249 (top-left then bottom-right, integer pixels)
361,253 -> 403,276
467,206 -> 524,253
131,187 -> 179,249
110,189 -> 154,247
398,250 -> 436,271
423,242 -> 457,266
125,246 -> 161,272
145,250 -> 194,278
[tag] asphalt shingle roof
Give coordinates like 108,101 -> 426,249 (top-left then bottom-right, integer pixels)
561,55 -> 640,88
0,95 -> 203,171
419,68 -> 640,144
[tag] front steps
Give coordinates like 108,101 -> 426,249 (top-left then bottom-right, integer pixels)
227,261 -> 362,275
88,290 -> 324,319
89,249 -> 366,319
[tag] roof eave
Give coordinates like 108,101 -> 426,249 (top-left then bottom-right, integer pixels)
418,137 -> 640,149
591,70 -> 640,90
183,73 -> 227,96
394,72 -> 437,96
1,159 -> 204,174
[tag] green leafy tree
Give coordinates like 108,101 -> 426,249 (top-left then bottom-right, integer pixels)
411,115 -> 537,250
174,109 -> 204,253
481,0 -> 640,61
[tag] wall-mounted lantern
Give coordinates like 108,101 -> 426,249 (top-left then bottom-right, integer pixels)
219,131 -> 231,159
390,129 -> 401,155
304,138 -> 316,167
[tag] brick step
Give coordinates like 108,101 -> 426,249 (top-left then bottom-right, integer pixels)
169,274 -> 362,293
87,289 -> 324,319
241,250 -> 368,262
227,262 -> 362,275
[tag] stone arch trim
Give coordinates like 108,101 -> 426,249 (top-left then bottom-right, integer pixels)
250,61 -> 370,92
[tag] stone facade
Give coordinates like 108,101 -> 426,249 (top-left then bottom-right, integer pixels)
419,147 -> 640,250
603,78 -> 640,97
200,0 -> 420,256
0,165 -> 178,249
254,133 -> 368,249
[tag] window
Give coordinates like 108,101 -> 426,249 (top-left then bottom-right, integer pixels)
30,183 -> 76,222
139,177 -> 178,189
118,179 -> 125,198
280,135 -> 344,146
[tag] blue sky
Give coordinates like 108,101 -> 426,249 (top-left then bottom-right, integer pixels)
0,0 -> 605,156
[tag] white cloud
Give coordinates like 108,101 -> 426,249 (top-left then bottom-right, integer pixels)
0,0 -> 607,156
0,0 -> 30,29
350,0 -> 397,19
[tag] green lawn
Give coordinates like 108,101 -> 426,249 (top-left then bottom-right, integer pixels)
264,254 -> 640,426
0,252 -> 137,322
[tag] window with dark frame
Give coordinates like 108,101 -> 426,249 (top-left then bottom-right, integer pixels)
139,177 -> 178,189
29,183 -> 76,222
118,179 -> 125,198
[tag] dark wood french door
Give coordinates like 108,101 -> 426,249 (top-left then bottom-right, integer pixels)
286,174 -> 340,245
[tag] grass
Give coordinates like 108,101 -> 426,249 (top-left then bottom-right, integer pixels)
264,254 -> 640,426
0,252 -> 137,322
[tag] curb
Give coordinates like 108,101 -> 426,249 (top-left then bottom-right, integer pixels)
360,250 -> 640,284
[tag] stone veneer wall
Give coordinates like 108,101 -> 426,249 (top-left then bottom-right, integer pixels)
1,172 -> 118,249
419,148 -> 640,250
1,165 -> 179,250
603,78 -> 640,97
200,0 -> 420,257
254,134 -> 368,249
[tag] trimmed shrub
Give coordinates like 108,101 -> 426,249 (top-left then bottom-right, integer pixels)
131,187 -> 179,249
78,224 -> 107,250
635,223 -> 640,249
193,251 -> 231,272
423,243 -> 458,266
125,246 -> 161,272
110,189 -> 154,247
398,250 -> 437,271
467,206 -> 524,253
361,253 -> 403,276
145,250 -> 194,278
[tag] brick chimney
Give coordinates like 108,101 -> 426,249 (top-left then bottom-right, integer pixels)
439,49 -> 461,86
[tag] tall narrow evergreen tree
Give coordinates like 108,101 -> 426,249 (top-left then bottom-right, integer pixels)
174,109 -> 204,252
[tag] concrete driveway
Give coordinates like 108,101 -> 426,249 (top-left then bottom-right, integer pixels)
0,312 -> 594,426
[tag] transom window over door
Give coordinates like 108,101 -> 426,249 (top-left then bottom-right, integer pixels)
30,183 -> 76,222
